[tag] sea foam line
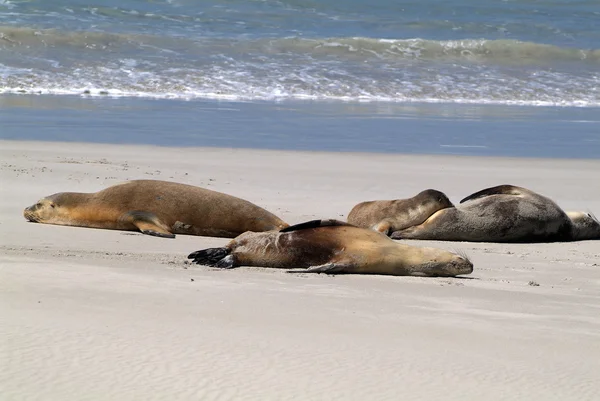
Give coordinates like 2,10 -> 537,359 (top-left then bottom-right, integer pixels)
1,86 -> 599,108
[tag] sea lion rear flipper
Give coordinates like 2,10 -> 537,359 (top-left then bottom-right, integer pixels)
280,219 -> 353,233
188,247 -> 236,268
460,185 -> 526,204
287,262 -> 354,275
122,210 -> 175,238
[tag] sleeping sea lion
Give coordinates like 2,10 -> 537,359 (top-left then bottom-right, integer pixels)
347,189 -> 453,236
392,185 -> 600,242
23,179 -> 289,238
188,219 -> 473,277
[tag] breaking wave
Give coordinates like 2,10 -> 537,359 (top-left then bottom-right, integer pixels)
1,26 -> 599,106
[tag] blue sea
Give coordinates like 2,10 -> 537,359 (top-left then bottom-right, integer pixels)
1,0 -> 599,157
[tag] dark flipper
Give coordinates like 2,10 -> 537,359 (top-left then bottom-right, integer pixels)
460,185 -> 526,204
280,219 -> 353,233
122,210 -> 175,238
286,262 -> 353,275
188,247 -> 235,268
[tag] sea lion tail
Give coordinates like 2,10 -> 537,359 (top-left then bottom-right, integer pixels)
188,247 -> 232,267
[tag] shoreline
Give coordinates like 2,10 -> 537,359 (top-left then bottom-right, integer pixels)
2,94 -> 600,159
1,139 -> 599,400
6,137 -> 600,160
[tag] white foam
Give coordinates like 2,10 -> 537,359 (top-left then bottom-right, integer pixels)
0,56 -> 599,107
1,84 -> 598,108
0,0 -> 14,9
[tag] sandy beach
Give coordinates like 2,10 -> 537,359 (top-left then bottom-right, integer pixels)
1,139 -> 599,401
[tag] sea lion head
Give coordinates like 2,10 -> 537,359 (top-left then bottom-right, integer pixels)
23,193 -> 72,224
567,211 -> 600,241
403,246 -> 473,277
416,189 -> 454,209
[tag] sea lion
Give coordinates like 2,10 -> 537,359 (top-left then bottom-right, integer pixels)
188,219 -> 473,277
23,179 -> 289,238
392,185 -> 600,243
347,189 -> 453,236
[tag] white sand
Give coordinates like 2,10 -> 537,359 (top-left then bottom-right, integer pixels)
1,140 -> 599,401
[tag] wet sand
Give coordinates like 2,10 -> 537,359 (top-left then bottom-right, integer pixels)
2,94 -> 600,158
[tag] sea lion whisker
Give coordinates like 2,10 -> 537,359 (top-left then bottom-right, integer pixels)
453,249 -> 471,264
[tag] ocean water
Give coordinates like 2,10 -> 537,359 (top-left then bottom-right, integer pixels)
1,0 -> 599,158
1,0 -> 599,106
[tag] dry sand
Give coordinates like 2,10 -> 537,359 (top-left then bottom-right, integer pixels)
1,139 -> 599,401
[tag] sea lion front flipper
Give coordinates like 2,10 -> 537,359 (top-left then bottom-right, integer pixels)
460,185 -> 526,204
390,224 -> 427,240
280,219 -> 353,233
121,210 -> 176,238
287,262 -> 354,275
372,220 -> 393,236
389,230 -> 404,240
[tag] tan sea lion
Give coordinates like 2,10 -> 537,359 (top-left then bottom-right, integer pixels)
188,219 -> 473,277
23,179 -> 289,238
347,189 -> 453,236
392,185 -> 600,243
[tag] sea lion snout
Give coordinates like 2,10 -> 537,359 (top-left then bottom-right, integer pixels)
23,203 -> 39,222
23,198 -> 57,223
452,255 -> 474,275
419,249 -> 473,277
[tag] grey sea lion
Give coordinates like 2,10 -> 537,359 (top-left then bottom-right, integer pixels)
392,185 -> 600,242
347,189 -> 453,236
23,179 -> 289,238
188,219 -> 473,277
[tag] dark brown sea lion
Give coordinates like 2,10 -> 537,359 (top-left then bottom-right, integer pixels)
347,189 -> 453,236
392,185 -> 600,242
23,179 -> 289,238
188,219 -> 473,277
